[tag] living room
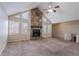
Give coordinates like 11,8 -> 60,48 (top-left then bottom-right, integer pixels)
0,2 -> 79,56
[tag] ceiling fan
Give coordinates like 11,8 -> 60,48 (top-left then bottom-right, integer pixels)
42,2 -> 60,13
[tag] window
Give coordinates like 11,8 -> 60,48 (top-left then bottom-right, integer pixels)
42,17 -> 52,37
9,11 -> 30,35
9,21 -> 19,34
21,23 -> 28,34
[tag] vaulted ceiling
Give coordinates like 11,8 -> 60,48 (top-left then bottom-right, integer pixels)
1,2 -> 79,23
44,2 -> 79,23
2,2 -> 40,15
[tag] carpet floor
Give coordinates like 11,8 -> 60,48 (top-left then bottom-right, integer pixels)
1,38 -> 79,56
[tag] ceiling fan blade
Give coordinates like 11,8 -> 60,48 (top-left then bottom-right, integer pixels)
54,5 -> 60,8
53,9 -> 56,12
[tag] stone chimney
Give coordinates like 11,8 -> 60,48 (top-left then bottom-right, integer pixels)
31,8 -> 42,27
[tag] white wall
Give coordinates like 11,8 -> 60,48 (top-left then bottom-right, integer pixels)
0,4 -> 8,54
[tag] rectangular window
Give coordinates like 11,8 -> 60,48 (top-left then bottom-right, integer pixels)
9,20 -> 19,34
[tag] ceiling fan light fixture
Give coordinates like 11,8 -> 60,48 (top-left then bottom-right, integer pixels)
48,9 -> 52,12
42,2 -> 60,13
48,4 -> 52,9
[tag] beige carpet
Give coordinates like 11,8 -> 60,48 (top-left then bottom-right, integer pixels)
1,38 -> 79,56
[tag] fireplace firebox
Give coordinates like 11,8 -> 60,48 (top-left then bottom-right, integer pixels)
32,29 -> 40,37
31,26 -> 42,40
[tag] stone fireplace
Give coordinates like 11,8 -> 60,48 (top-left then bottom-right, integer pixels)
31,8 -> 42,40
